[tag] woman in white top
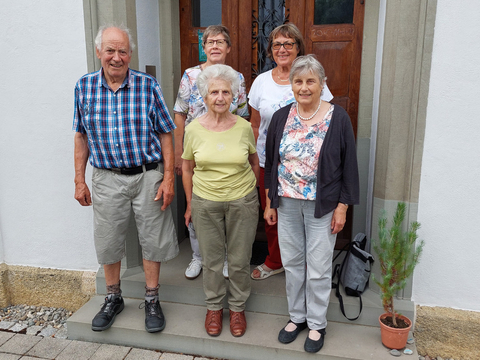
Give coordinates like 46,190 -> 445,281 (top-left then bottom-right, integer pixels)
248,23 -> 333,280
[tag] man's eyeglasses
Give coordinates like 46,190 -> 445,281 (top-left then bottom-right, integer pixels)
272,42 -> 296,50
205,39 -> 227,47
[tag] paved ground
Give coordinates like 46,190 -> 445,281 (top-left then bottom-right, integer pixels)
0,332 -> 217,360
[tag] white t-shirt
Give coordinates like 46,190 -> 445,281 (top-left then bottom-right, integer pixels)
248,69 -> 333,167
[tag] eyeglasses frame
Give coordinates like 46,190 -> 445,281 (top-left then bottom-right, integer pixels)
204,39 -> 228,47
271,41 -> 297,51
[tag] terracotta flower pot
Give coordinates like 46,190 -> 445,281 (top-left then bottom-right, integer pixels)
379,313 -> 412,350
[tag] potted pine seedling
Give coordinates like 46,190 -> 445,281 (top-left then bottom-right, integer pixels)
372,202 -> 425,349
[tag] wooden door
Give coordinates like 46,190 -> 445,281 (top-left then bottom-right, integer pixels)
287,0 -> 364,135
179,0 -> 252,82
288,0 -> 365,247
178,0 -> 364,247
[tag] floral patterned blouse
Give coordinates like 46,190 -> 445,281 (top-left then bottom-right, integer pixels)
173,65 -> 249,127
278,103 -> 334,200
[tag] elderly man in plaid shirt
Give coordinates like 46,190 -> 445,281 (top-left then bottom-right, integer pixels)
73,25 -> 179,333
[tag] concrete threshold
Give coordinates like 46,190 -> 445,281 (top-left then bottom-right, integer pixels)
95,240 -> 415,328
68,296 -> 417,360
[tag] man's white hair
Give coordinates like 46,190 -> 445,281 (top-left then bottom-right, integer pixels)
94,24 -> 136,53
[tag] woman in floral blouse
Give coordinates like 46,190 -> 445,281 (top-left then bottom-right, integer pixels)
264,55 -> 359,353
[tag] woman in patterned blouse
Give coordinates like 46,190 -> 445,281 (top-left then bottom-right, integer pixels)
264,55 -> 359,353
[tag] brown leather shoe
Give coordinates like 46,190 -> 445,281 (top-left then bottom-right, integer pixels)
229,310 -> 247,337
205,309 -> 223,336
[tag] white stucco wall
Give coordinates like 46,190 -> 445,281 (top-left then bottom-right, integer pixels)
0,232 -> 4,263
414,2 -> 480,312
0,1 -> 98,270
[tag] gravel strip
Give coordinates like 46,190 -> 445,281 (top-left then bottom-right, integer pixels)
0,304 -> 71,339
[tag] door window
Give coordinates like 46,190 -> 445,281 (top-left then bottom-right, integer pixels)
314,0 -> 354,25
254,0 -> 286,75
192,0 -> 222,27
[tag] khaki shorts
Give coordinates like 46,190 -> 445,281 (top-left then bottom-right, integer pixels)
92,163 -> 179,265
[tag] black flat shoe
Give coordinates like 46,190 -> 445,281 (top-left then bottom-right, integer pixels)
304,328 -> 326,353
278,320 -> 308,344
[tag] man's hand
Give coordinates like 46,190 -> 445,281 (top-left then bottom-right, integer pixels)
75,182 -> 92,206
157,131 -> 175,210
155,177 -> 174,211
74,132 -> 90,206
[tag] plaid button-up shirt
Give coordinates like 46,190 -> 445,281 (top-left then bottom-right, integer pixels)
73,68 -> 175,169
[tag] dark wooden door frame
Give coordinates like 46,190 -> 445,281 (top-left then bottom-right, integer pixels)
178,0 -> 364,247
179,0 -> 253,84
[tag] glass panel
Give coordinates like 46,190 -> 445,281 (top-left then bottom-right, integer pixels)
314,0 -> 354,25
253,0 -> 286,76
192,0 -> 222,27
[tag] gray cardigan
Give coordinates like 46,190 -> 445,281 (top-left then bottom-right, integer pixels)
264,103 -> 360,218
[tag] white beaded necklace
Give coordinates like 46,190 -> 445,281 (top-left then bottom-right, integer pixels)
297,100 -> 322,121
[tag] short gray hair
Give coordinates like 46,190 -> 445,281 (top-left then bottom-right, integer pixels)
202,25 -> 232,48
196,64 -> 239,99
94,25 -> 136,53
289,54 -> 326,84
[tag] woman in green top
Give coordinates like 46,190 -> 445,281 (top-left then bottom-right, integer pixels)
182,64 -> 259,338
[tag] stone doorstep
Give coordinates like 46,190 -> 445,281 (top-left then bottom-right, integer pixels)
79,241 -> 417,359
95,239 -> 415,328
67,296 -> 418,360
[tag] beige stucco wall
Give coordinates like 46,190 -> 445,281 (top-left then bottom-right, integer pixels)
0,264 -> 10,307
369,0 -> 435,301
415,306 -> 480,360
350,0 -> 379,237
0,264 -> 96,311
373,0 -> 434,204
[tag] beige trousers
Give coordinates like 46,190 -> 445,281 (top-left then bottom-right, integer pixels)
191,189 -> 258,312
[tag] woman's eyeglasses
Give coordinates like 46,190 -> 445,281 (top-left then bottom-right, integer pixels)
205,39 -> 227,47
272,42 -> 296,50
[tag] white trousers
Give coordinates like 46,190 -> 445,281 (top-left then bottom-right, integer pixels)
188,222 -> 202,261
277,197 -> 336,330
